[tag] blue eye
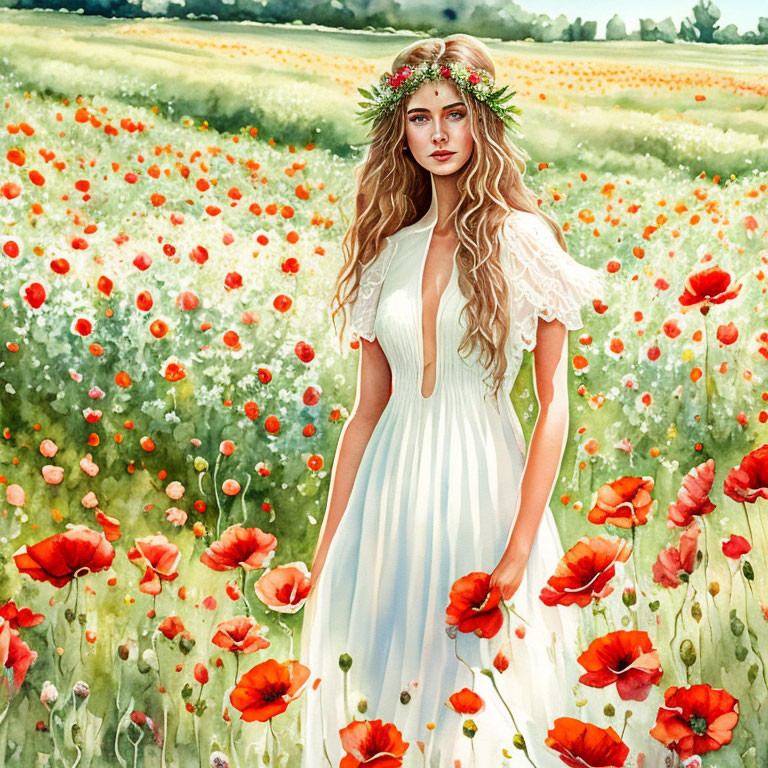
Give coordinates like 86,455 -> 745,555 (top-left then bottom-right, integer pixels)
410,111 -> 464,123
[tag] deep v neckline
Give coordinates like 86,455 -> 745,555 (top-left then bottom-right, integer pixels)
417,226 -> 459,401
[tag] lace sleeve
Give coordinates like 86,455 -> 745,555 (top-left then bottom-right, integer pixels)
503,211 -> 606,351
348,237 -> 397,343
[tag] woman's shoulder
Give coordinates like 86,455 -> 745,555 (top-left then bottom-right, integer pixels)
501,207 -> 550,237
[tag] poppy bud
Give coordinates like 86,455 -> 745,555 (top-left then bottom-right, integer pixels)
179,635 -> 196,655
462,719 -> 477,739
73,681 -> 90,699
512,733 -> 526,750
194,663 -> 209,685
690,601 -> 702,623
40,682 -> 59,705
679,639 -> 697,668
399,690 -> 411,705
338,653 -> 352,672
357,698 -> 368,714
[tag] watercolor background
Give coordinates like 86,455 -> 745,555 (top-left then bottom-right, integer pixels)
1,3 -> 768,765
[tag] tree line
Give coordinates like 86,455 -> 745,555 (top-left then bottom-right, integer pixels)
1,0 -> 765,44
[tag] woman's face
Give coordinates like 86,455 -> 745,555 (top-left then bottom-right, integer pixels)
403,79 -> 474,176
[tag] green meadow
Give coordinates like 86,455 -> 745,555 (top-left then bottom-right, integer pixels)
1,8 -> 768,766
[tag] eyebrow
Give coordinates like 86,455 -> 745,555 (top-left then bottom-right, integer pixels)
406,102 -> 466,115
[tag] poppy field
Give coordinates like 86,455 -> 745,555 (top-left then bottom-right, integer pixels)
2,10 -> 768,768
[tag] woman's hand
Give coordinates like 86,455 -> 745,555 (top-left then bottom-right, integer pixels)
489,543 -> 530,602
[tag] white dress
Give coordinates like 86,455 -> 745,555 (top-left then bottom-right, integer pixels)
299,173 -> 609,767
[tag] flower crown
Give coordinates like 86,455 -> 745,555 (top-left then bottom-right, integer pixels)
356,60 -> 523,132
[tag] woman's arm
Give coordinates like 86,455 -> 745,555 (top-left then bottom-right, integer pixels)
489,316 -> 570,601
308,336 -> 392,590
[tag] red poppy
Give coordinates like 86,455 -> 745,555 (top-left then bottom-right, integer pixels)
667,459 -> 716,528
338,718 -> 409,768
229,658 -> 309,722
677,265 -> 742,315
157,616 -> 186,640
445,571 -> 503,639
545,717 -> 629,767
200,525 -> 277,572
13,525 -> 115,588
95,509 -> 122,541
577,630 -> 662,701
723,444 -> 768,504
0,620 -> 38,692
721,534 -> 751,559
649,684 -> 739,759
652,522 -> 699,589
212,616 -> 270,654
446,687 -> 485,714
0,600 -> 45,630
493,643 -> 511,674
127,534 -> 181,595
254,562 -> 311,614
539,536 -> 632,607
588,476 -> 654,529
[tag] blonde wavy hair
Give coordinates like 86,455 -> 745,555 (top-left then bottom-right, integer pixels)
331,33 -> 569,399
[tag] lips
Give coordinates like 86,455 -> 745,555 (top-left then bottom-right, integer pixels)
431,151 -> 455,159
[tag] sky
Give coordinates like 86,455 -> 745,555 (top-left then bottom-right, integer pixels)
522,1 -> 766,34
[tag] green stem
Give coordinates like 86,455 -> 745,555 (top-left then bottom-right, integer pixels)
745,579 -> 768,697
240,473 -> 252,525
703,313 -> 710,429
743,502 -> 755,545
315,681 -> 332,767
669,580 -> 689,669
342,669 -> 350,725
0,705 -> 10,768
631,525 -> 645,598
502,600 -> 531,628
481,669 -> 537,768
698,515 -> 715,648
619,710 -> 631,741
453,635 -> 475,689
269,719 -> 279,767
277,620 -> 294,658
213,453 -> 224,537
241,568 -> 251,616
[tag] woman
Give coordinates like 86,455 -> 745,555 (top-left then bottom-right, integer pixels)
299,35 -> 609,767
